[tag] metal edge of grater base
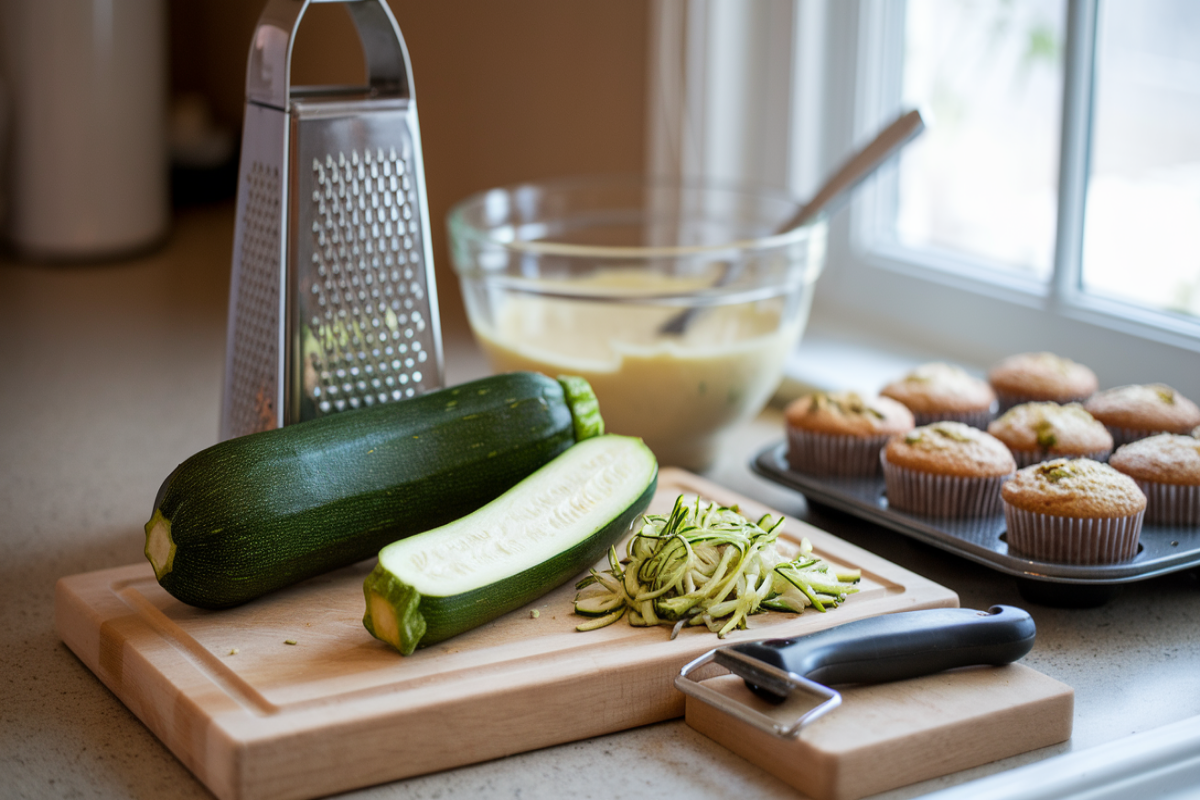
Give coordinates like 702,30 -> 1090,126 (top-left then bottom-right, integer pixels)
221,0 -> 443,441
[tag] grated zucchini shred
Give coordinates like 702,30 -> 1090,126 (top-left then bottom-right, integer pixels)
573,495 -> 860,638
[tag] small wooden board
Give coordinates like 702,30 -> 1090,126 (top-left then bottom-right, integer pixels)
686,665 -> 1074,800
55,469 -> 958,800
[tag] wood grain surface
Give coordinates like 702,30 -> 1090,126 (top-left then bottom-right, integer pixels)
55,468 -> 959,800
685,665 -> 1073,800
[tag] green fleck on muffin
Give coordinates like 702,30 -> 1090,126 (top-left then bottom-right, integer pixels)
1034,420 -> 1058,449
1037,462 -> 1072,483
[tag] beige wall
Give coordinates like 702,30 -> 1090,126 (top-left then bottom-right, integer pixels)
169,0 -> 650,331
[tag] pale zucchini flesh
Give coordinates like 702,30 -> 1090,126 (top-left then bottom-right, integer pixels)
362,434 -> 657,654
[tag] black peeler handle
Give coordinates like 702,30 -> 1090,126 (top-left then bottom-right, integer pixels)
732,605 -> 1035,692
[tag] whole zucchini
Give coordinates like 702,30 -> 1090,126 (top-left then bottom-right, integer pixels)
363,434 -> 658,654
144,372 -> 604,609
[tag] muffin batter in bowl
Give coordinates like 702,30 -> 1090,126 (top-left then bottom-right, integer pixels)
472,270 -> 808,470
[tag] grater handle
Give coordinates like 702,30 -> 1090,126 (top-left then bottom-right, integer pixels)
246,0 -> 413,110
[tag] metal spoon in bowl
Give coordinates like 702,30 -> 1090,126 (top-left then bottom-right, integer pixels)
659,107 -> 927,336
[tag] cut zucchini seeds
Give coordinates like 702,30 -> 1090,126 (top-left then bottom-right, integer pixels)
363,434 -> 658,655
573,495 -> 860,638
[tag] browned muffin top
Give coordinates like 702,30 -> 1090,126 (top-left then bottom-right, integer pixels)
1002,458 -> 1146,518
1083,384 -> 1200,433
1109,434 -> 1200,487
785,391 -> 915,437
988,352 -> 1098,401
987,402 -> 1113,455
880,362 -> 997,414
884,421 -> 1016,477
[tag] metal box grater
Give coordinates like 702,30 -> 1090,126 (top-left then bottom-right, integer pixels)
220,0 -> 443,440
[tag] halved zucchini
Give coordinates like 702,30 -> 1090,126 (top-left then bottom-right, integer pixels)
362,434 -> 658,654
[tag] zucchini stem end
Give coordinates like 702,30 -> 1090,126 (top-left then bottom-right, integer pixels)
362,564 -> 426,656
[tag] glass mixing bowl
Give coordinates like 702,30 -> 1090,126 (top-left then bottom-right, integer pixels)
447,175 -> 827,471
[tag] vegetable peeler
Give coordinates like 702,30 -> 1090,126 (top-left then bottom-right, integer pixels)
675,605 -> 1036,738
221,0 -> 443,440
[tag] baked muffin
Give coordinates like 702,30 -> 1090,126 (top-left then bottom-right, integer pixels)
882,421 -> 1016,517
986,402 -> 1113,467
988,352 -> 1098,412
1082,384 -> 1200,447
880,362 -> 997,429
1109,434 -> 1200,525
785,391 -> 914,476
1002,458 -> 1145,564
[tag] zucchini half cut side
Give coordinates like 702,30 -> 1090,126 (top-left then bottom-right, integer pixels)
362,434 -> 658,655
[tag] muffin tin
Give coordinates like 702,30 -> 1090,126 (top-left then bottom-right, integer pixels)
752,441 -> 1200,606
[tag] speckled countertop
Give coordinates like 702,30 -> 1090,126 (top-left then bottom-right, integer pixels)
3,206 -> 1199,800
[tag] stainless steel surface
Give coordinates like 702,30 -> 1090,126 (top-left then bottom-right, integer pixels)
752,441 -> 1200,587
224,101 -> 286,436
675,648 -> 843,738
246,0 -> 412,111
222,0 -> 441,439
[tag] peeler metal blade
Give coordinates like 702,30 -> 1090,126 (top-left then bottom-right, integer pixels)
676,648 -> 842,738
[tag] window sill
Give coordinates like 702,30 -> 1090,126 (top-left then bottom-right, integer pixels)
774,321 -> 992,406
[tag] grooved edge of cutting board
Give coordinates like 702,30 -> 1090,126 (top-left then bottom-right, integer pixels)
55,468 -> 959,800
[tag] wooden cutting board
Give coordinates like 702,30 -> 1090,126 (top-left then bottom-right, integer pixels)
686,666 -> 1073,800
56,468 -> 960,800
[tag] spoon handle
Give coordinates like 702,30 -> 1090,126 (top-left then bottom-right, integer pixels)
657,107 -> 926,337
776,107 -> 926,233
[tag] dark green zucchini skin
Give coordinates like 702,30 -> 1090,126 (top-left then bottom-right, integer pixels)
147,372 -> 599,609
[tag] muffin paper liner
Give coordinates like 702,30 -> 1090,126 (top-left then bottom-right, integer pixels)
881,454 -> 1011,518
912,406 -> 995,431
1009,448 -> 1112,468
787,428 -> 890,477
995,391 -> 1091,415
1004,504 -> 1143,564
1132,480 -> 1200,526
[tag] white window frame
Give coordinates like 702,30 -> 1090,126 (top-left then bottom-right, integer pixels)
647,0 -> 1200,397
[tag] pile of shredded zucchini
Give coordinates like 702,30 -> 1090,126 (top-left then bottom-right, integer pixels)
573,495 -> 861,638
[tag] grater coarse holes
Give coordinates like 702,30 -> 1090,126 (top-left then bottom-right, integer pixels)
304,146 -> 430,415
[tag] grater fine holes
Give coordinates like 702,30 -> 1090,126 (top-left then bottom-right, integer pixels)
228,161 -> 282,435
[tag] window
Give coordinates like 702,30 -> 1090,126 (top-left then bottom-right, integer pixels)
649,0 -> 1200,395
1082,1 -> 1200,317
895,0 -> 1067,282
